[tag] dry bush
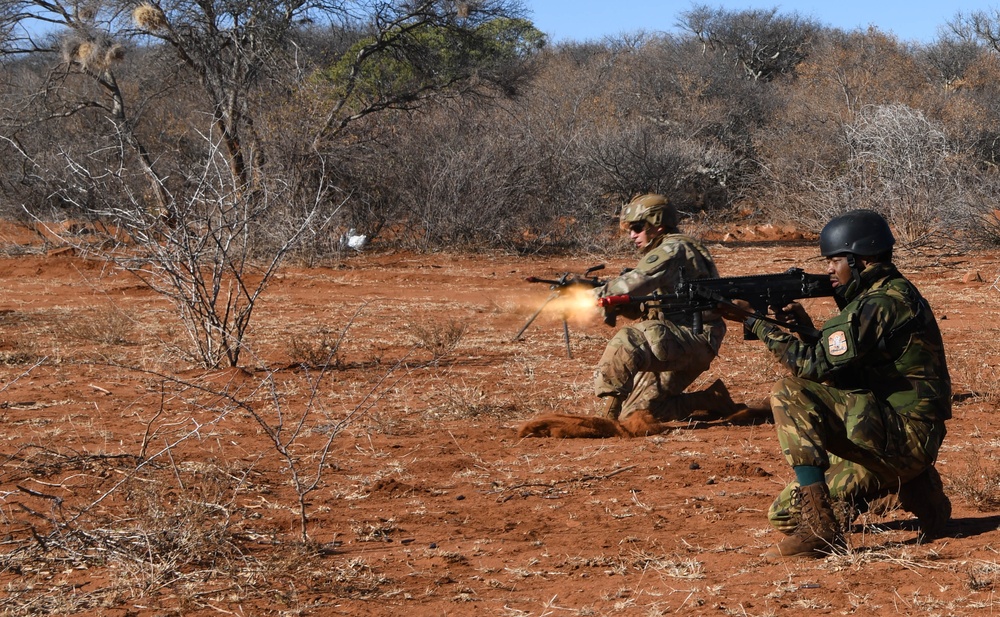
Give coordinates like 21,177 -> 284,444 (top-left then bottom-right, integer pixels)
0,451 -> 399,613
783,103 -> 965,242
0,460 -> 254,614
409,317 -> 467,363
580,122 -> 738,215
951,172 -> 1000,247
949,449 -> 1000,511
679,5 -> 820,82
948,348 -> 1000,403
757,30 -> 930,228
424,380 -> 526,420
60,306 -> 136,345
286,326 -> 344,368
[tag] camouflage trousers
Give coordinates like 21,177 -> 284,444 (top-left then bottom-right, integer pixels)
593,319 -> 724,420
768,376 -> 946,533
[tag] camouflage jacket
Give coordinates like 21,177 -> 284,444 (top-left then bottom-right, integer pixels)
596,233 -> 721,329
749,262 -> 952,422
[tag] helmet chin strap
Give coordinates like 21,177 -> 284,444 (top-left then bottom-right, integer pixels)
846,254 -> 863,287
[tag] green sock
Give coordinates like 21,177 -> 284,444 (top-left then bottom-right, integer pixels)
794,465 -> 825,487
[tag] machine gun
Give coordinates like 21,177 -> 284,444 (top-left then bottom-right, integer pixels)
513,264 -> 606,358
598,267 -> 835,340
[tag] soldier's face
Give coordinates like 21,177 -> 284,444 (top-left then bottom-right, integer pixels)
628,223 -> 662,249
827,256 -> 852,287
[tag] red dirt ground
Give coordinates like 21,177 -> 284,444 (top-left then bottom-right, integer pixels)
2,221 -> 1000,616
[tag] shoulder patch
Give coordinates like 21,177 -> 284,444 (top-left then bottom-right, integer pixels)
645,254 -> 660,264
827,330 -> 849,356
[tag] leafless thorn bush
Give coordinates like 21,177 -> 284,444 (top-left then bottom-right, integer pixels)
233,345 -> 416,542
409,317 -> 468,364
0,337 -> 417,612
37,136 -> 342,369
794,104 -> 966,244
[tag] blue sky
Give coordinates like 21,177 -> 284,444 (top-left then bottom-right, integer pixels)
527,1 -> 1000,44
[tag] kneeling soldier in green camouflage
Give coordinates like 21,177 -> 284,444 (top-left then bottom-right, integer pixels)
719,209 -> 951,557
593,193 -> 738,425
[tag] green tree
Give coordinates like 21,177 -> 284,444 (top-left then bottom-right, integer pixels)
310,12 -> 542,147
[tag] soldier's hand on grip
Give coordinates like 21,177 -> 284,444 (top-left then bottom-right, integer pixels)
716,298 -> 753,322
774,301 -> 814,331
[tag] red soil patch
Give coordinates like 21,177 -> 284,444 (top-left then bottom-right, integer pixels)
2,222 -> 1000,615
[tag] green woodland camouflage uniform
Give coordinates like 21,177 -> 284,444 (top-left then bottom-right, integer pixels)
747,261 -> 951,533
594,233 -> 726,420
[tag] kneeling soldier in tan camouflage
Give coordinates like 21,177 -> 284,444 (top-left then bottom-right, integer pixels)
519,194 -> 741,438
592,193 -> 738,425
718,209 -> 951,557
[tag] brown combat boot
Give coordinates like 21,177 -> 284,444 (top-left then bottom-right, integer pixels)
764,483 -> 842,558
898,466 -> 951,538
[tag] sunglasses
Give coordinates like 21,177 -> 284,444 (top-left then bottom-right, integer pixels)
628,221 -> 646,233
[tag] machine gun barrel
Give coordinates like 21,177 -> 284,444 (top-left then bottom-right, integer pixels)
513,264 -> 607,357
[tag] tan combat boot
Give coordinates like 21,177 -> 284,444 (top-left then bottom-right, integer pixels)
764,483 -> 842,558
602,396 -> 623,420
898,466 -> 951,538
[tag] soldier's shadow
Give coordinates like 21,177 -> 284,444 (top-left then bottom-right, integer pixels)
852,515 -> 1000,543
677,407 -> 774,429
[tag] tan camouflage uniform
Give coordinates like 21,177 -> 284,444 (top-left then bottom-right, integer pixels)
747,262 -> 951,532
594,233 -> 726,420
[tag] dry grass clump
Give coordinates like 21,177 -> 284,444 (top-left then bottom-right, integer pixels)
0,341 -> 44,366
420,375 -> 527,420
948,348 -> 1000,404
409,317 -> 467,363
61,306 -> 136,345
286,326 -> 344,368
949,449 -> 1000,511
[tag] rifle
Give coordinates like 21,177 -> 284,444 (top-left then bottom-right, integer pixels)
513,264 -> 606,358
598,267 -> 834,340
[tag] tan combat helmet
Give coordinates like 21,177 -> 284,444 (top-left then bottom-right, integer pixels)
619,193 -> 679,232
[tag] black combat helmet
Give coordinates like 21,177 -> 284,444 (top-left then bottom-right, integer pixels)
819,209 -> 895,257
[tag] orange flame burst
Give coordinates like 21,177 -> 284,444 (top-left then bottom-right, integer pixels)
546,285 -> 602,325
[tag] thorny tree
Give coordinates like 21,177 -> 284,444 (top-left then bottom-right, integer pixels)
0,0 -> 537,367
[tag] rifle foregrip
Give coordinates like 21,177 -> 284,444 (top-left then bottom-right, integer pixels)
598,294 -> 632,308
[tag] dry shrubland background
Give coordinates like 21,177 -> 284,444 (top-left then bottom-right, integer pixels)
3,1 -> 1000,255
